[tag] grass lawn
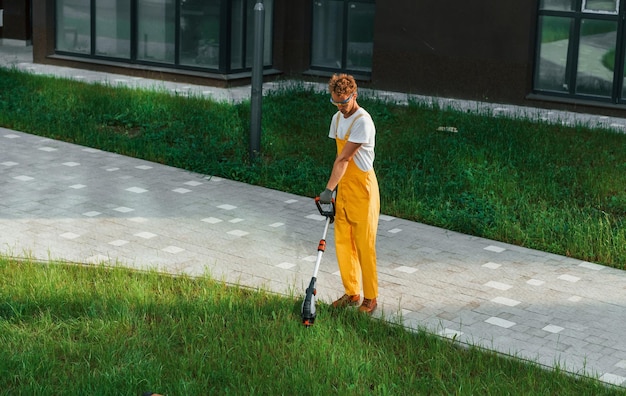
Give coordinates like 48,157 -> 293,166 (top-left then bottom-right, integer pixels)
0,257 -> 622,395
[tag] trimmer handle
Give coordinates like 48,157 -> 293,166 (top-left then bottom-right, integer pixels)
315,197 -> 335,223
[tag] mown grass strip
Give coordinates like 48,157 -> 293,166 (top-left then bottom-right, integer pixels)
0,258 -> 621,394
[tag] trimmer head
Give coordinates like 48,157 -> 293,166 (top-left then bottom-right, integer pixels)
301,277 -> 317,326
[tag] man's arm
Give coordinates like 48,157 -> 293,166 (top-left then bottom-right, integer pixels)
325,141 -> 362,191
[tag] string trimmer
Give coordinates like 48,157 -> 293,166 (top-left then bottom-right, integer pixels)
301,196 -> 335,327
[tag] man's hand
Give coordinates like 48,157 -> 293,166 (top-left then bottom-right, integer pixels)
319,188 -> 333,204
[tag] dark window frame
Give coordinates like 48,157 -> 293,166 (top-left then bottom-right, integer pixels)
533,0 -> 626,104
53,0 -> 273,75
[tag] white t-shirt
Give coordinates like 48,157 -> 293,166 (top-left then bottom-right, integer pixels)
328,108 -> 376,172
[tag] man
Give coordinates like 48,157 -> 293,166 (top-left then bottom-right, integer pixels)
319,74 -> 380,315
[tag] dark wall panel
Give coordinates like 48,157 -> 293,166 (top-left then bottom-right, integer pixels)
31,0 -> 54,62
370,1 -> 537,104
272,0 -> 311,75
3,0 -> 31,41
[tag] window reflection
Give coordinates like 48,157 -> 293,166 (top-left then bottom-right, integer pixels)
231,0 -> 273,71
95,0 -> 131,59
311,0 -> 375,73
576,19 -> 616,97
311,1 -> 344,69
535,16 -> 571,92
180,1 -> 221,68
347,2 -> 374,72
582,0 -> 619,14
56,0 -> 91,54
137,0 -> 175,64
539,0 -> 575,11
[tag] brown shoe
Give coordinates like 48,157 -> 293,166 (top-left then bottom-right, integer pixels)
332,294 -> 360,308
359,298 -> 377,314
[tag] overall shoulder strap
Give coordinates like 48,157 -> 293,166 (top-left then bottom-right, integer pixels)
343,114 -> 365,141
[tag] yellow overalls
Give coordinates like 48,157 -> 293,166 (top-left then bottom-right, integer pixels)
333,113 -> 380,300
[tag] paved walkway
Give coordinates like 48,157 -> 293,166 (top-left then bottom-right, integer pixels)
3,43 -> 626,388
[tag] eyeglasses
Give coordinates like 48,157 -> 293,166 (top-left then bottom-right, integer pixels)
329,93 -> 354,107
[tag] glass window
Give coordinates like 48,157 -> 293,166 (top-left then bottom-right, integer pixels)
231,0 -> 273,71
258,0 -> 274,66
539,0 -> 575,11
180,1 -> 221,69
575,19 -> 617,96
54,0 -> 273,75
56,0 -> 91,54
582,0 -> 619,14
535,15 -> 572,92
95,0 -> 131,59
346,2 -> 374,72
311,1 -> 344,69
231,0 -> 245,69
311,0 -> 374,73
137,0 -> 176,64
534,1 -> 626,103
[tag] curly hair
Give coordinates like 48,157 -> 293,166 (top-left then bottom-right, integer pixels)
328,74 -> 357,96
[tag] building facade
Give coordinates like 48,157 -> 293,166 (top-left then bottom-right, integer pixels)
21,0 -> 626,117
0,0 -> 32,44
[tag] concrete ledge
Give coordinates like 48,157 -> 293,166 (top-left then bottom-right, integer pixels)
1,39 -> 31,47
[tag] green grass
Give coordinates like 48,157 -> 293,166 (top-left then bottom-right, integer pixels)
1,67 -> 625,269
601,48 -> 626,75
0,257 -> 622,395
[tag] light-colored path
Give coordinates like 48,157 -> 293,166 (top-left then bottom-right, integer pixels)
2,43 -> 626,388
